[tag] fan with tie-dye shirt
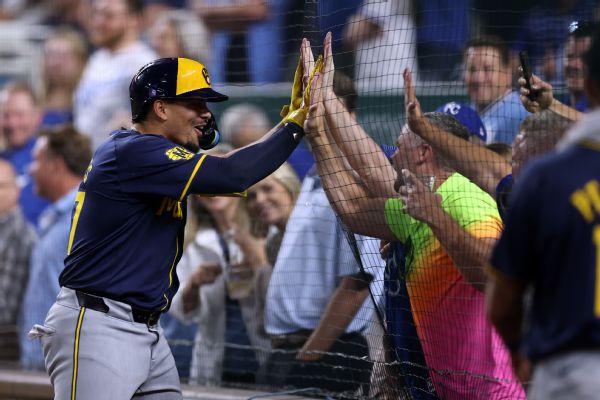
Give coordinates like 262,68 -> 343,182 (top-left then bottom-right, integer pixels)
384,172 -> 522,399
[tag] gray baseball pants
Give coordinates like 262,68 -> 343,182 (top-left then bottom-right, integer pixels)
29,287 -> 182,400
529,350 -> 600,400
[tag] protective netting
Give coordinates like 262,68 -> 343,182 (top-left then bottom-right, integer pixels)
3,1 -> 595,399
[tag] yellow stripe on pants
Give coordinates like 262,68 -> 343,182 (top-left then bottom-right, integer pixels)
71,307 -> 86,400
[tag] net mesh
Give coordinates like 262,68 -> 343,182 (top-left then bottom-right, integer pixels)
3,0 -> 594,399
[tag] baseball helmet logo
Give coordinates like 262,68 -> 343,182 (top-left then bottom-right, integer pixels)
202,68 -> 211,85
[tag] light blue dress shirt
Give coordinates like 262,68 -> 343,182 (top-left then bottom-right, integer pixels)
19,188 -> 77,370
265,171 -> 382,335
480,90 -> 531,145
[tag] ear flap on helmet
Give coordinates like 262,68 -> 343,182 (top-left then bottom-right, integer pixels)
199,113 -> 221,150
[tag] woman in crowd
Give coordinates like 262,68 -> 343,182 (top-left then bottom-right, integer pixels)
149,8 -> 211,63
40,27 -> 88,128
244,162 -> 300,328
170,144 -> 271,386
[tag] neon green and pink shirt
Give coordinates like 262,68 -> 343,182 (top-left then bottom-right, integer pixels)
384,173 -> 524,399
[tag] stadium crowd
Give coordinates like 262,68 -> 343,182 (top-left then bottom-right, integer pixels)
0,0 -> 599,399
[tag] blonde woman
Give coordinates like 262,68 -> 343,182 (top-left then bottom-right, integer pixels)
244,162 -> 300,328
170,144 -> 272,386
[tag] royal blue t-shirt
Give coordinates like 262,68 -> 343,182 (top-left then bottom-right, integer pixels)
491,142 -> 600,362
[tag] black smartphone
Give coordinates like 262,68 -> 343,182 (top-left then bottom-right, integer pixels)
519,51 -> 536,101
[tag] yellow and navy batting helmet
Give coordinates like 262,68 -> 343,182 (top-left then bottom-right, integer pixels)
129,57 -> 228,122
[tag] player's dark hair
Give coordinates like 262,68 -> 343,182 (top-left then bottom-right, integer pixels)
584,25 -> 600,83
421,112 -> 470,169
40,125 -> 92,177
465,35 -> 511,67
333,71 -> 357,113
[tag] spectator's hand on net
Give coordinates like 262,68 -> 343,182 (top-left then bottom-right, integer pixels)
304,70 -> 324,134
302,37 -> 316,91
322,31 -> 335,101
398,169 -> 442,224
518,72 -> 553,113
403,68 -> 426,134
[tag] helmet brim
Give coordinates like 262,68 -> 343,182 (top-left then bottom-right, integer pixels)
179,88 -> 229,102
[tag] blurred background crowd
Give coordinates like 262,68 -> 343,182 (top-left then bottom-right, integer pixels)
0,0 -> 599,398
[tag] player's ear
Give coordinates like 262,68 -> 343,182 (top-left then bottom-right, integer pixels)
152,99 -> 169,122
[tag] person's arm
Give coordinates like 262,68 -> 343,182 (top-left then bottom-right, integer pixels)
191,0 -> 270,31
518,73 -> 583,121
399,169 -> 496,289
304,73 -> 396,241
296,275 -> 370,361
192,122 -> 304,194
342,12 -> 382,50
320,32 -> 397,198
403,69 -> 511,197
191,39 -> 321,195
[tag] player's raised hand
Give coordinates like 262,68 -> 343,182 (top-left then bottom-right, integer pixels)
518,71 -> 554,113
282,40 -> 323,128
403,68 -> 426,134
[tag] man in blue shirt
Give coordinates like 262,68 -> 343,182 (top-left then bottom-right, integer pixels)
20,126 -> 92,370
464,36 -> 530,145
0,81 -> 50,226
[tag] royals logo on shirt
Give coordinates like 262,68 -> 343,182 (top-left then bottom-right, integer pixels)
165,147 -> 194,161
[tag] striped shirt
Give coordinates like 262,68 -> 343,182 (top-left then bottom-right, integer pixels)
0,208 -> 36,326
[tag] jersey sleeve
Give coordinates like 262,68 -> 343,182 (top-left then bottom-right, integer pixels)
490,167 -> 542,283
116,134 -> 211,200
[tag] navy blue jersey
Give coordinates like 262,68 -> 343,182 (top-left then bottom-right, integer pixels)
60,125 -> 302,311
491,142 -> 600,362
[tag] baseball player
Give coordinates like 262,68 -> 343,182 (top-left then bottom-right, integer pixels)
28,55 -> 318,399
486,26 -> 600,398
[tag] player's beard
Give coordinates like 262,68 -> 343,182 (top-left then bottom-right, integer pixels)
183,139 -> 200,153
176,127 -> 201,153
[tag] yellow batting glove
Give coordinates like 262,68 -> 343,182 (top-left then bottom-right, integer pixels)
280,56 -> 303,119
283,55 -> 323,128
